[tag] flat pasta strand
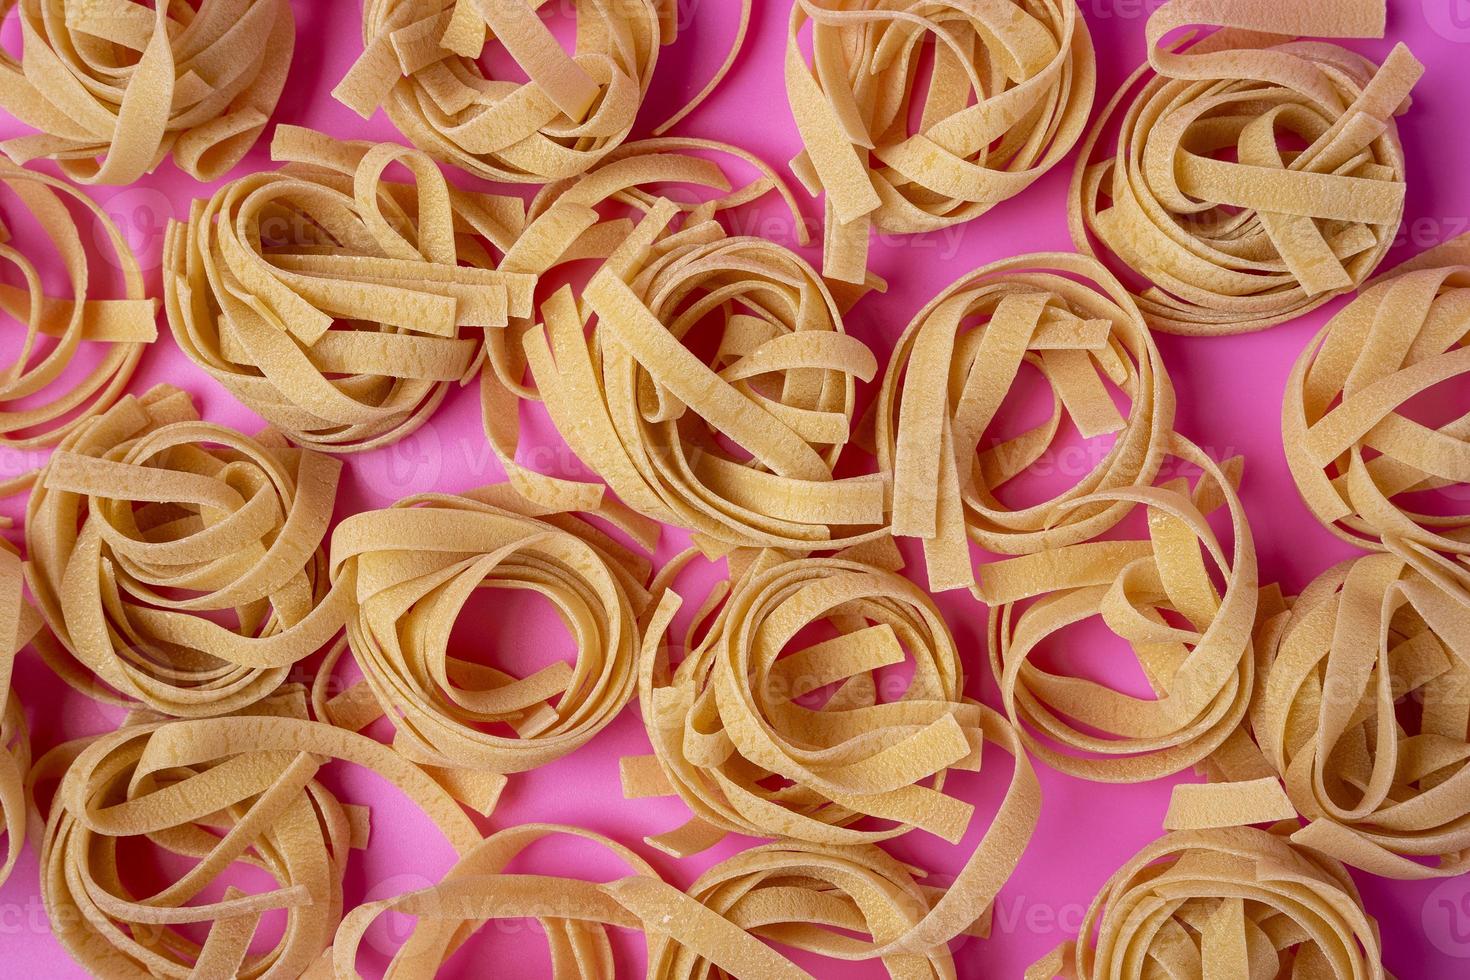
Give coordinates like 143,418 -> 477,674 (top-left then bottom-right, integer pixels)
25,385 -> 347,717
0,159 -> 158,449
164,126 -> 530,453
0,533 -> 41,888
1070,0 -> 1422,335
786,0 -> 1096,283
0,0 -> 294,184
984,434 -> 1259,782
876,251 -> 1175,592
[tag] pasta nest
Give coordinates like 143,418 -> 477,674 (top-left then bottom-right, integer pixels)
324,486 -> 656,776
36,708 -> 487,980
0,0 -> 294,184
332,822 -> 825,980
25,385 -> 348,718
0,541 -> 40,888
984,435 -> 1259,782
165,126 -> 532,453
527,200 -> 886,552
875,252 -> 1175,592
1030,827 -> 1387,980
625,551 -> 1039,954
786,0 -> 1095,284
337,0 -> 670,183
1285,257 -> 1470,583
0,158 -> 158,449
1070,0 -> 1422,335
1255,553 -> 1470,879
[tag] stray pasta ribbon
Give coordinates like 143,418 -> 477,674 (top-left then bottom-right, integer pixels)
1285,247 -> 1470,585
0,0 -> 294,185
1026,824 -> 1387,980
25,385 -> 348,718
481,137 -> 812,513
323,484 -> 658,785
1070,0 -> 1422,335
336,0 -> 673,183
326,822 -> 820,980
0,538 -> 41,888
786,0 -> 1096,284
1254,554 -> 1470,879
0,159 -> 158,449
164,126 -> 531,453
983,435 -> 1259,782
526,200 -> 888,554
37,707 -> 485,980
624,550 -> 1040,954
876,252 -> 1175,592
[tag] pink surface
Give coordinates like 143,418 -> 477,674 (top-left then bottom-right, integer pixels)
3,1 -> 1470,977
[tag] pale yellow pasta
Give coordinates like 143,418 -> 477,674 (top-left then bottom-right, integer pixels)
624,550 -> 1040,954
1285,248 -> 1470,585
0,536 -> 41,888
1254,554 -> 1470,879
1071,0 -> 1422,335
336,0 -> 672,183
984,435 -> 1259,782
0,158 -> 158,449
36,704 -> 485,980
876,251 -> 1174,592
526,200 -> 888,554
25,385 -> 348,718
320,484 -> 657,781
0,0 -> 294,184
1027,825 -> 1387,980
787,0 -> 1096,283
165,126 -> 530,453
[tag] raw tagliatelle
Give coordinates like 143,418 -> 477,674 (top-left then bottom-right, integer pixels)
1284,242 -> 1470,585
480,137 -> 812,514
1026,821 -> 1388,980
623,549 -> 1040,955
24,385 -> 349,718
324,823 -> 823,980
786,0 -> 1096,284
336,0 -> 671,183
1254,554 -> 1470,878
0,0 -> 294,184
983,434 -> 1259,782
35,705 -> 486,980
876,252 -> 1175,593
1,158 -> 158,449
165,125 -> 530,453
526,200 -> 888,554
0,536 -> 41,888
1070,0 -> 1422,335
320,484 -> 658,788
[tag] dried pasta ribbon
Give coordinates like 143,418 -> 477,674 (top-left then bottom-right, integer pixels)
626,552 -> 1040,954
527,201 -> 888,553
0,537 -> 41,888
1284,249 -> 1470,582
24,384 -> 348,718
1027,826 -> 1387,980
1254,554 -> 1470,878
326,822 -> 824,980
0,0 -> 294,184
481,137 -> 812,513
324,484 -> 657,777
1070,0 -> 1422,335
984,434 -> 1260,782
0,159 -> 158,449
786,0 -> 1096,284
336,0 -> 673,183
875,252 -> 1175,592
38,708 -> 484,980
164,126 -> 530,453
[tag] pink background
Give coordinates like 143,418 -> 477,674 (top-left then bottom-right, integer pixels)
4,0 -> 1470,976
